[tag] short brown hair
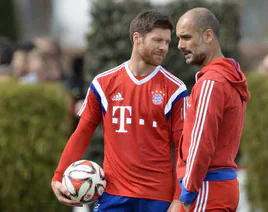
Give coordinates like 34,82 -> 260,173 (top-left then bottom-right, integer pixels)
129,10 -> 174,43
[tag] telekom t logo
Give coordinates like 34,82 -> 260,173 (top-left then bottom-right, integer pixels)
112,106 -> 132,133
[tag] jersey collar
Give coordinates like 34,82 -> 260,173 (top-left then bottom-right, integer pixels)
125,61 -> 160,85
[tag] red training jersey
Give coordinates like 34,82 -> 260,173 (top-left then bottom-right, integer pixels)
80,62 -> 188,202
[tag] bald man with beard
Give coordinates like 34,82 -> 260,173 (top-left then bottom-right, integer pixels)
170,8 -> 250,212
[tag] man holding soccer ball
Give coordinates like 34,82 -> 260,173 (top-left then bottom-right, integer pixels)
171,8 -> 250,212
52,10 -> 188,211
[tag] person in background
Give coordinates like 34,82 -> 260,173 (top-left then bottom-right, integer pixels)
173,7 -> 250,212
19,49 -> 48,84
11,40 -> 36,80
34,36 -> 63,81
0,37 -> 15,80
51,10 -> 188,211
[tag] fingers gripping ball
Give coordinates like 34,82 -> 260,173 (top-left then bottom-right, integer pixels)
62,160 -> 106,204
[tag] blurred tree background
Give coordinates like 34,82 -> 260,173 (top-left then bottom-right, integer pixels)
241,73 -> 268,211
0,0 -> 19,41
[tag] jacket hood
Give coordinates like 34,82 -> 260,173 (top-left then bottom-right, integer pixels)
197,58 -> 250,102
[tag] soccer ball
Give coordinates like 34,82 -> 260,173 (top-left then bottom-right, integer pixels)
62,160 -> 106,204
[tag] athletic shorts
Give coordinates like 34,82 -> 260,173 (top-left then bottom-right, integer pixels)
92,192 -> 170,212
180,179 -> 239,212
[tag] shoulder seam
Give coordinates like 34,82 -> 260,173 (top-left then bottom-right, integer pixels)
96,63 -> 125,79
159,67 -> 184,86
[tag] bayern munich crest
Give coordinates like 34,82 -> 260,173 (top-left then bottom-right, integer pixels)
152,90 -> 165,105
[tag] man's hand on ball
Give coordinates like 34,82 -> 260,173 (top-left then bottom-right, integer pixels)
51,181 -> 83,207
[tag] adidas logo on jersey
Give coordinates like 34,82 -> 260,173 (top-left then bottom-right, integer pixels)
112,92 -> 124,101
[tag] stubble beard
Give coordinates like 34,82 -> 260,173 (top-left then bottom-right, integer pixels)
186,52 -> 206,66
140,51 -> 164,67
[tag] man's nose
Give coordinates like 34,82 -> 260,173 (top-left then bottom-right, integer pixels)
159,42 -> 169,51
178,40 -> 185,50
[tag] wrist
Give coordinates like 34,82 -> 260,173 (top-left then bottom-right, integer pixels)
179,178 -> 198,204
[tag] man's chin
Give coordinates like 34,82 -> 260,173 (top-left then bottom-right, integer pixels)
152,62 -> 162,67
152,58 -> 164,66
145,60 -> 162,67
185,58 -> 202,65
185,58 -> 192,65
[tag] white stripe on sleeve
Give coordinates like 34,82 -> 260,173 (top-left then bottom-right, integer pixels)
184,96 -> 188,119
77,87 -> 91,116
183,80 -> 214,188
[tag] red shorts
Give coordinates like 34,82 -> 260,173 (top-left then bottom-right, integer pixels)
180,179 -> 239,212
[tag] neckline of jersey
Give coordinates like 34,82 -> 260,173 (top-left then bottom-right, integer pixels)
124,61 -> 160,85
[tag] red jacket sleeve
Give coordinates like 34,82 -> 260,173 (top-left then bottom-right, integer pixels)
181,79 -> 224,204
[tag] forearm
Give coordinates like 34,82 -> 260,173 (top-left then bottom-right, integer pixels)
52,118 -> 97,181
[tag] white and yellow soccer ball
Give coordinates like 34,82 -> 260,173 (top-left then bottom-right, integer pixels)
62,160 -> 106,204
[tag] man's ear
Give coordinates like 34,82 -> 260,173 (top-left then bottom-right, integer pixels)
133,32 -> 141,44
203,29 -> 213,43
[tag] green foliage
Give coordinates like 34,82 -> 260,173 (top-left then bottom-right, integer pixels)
0,0 -> 19,41
0,81 -> 72,212
241,74 -> 268,211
